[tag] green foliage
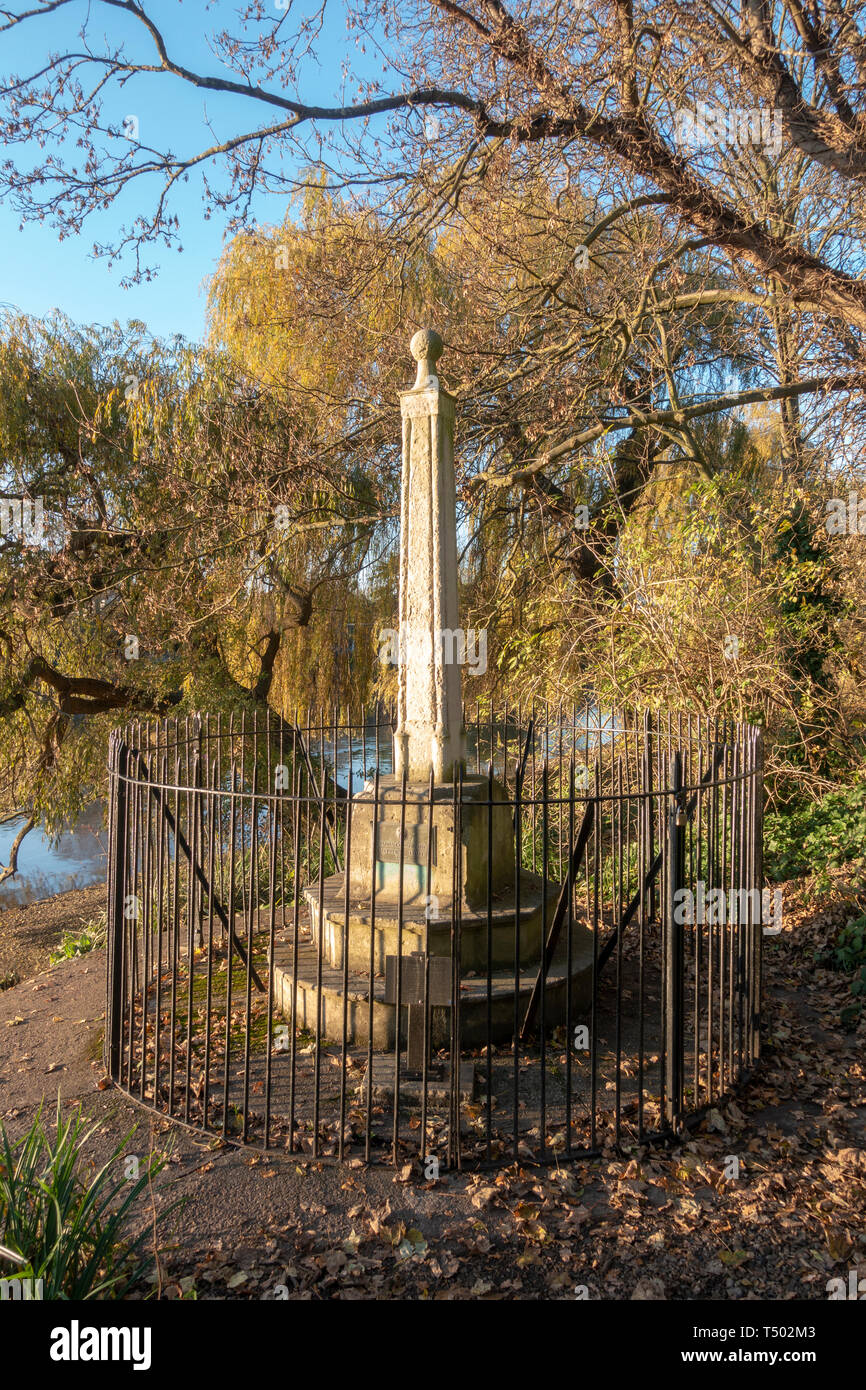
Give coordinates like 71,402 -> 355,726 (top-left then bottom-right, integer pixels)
831,915 -> 866,984
821,913 -> 866,1028
764,777 -> 866,882
49,913 -> 107,965
0,1100 -> 177,1299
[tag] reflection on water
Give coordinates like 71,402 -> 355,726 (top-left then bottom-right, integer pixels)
0,803 -> 107,909
334,727 -> 394,784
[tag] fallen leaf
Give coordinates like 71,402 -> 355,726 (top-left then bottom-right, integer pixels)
720,1249 -> 751,1268
470,1186 -> 498,1210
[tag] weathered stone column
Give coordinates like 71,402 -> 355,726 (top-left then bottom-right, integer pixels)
393,329 -> 464,782
274,325 -> 595,1055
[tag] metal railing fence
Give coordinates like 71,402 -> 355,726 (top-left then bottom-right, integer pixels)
105,703 -> 763,1169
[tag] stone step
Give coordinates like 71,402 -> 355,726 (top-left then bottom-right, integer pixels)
271,925 -> 595,1048
304,870 -> 561,973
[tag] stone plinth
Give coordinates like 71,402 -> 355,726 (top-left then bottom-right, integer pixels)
305,869 -> 558,975
345,773 -> 513,912
271,919 -> 595,1049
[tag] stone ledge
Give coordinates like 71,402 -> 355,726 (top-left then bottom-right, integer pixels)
271,925 -> 595,1047
304,870 -> 561,973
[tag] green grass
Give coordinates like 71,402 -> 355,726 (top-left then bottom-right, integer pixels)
167,950 -> 273,1053
49,912 -> 107,965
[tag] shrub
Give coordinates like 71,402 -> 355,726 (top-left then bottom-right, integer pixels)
0,1100 -> 177,1299
49,912 -> 107,965
832,914 -> 866,979
764,777 -> 866,883
833,914 -> 866,1028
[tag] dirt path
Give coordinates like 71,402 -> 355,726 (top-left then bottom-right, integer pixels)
0,950 -> 106,1114
0,882 -> 104,987
1,879 -> 864,1300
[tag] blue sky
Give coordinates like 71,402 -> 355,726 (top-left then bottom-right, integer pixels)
0,1 -> 371,344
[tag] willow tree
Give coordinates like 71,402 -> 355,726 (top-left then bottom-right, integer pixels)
2,0 -> 865,810
203,166 -> 860,781
0,308 -> 385,877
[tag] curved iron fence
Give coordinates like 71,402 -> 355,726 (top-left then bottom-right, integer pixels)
105,704 -> 764,1169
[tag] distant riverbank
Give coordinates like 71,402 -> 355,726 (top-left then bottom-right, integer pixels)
0,882 -> 105,989
0,803 -> 106,910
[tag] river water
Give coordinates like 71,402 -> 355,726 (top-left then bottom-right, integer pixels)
0,804 -> 108,910
0,710 -> 613,909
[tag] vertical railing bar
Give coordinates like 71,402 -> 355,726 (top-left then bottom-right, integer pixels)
664,751 -> 685,1128
313,760 -> 328,1158
365,767 -> 380,1163
263,714 -> 276,1149
512,734 -> 522,1163
202,757 -> 218,1131
590,760 -> 600,1152
614,757 -> 623,1145
139,724 -> 153,1105
539,761 -> 549,1160
108,739 -> 127,1079
453,762 -> 464,1171
637,739 -> 646,1139
565,755 -> 575,1154
222,759 -> 238,1139
391,766 -> 408,1164
421,765 -> 435,1166
338,766 -> 353,1160
183,739 -> 199,1122
288,741 -> 302,1153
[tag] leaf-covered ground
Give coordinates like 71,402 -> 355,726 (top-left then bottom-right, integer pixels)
125,871 -> 866,1301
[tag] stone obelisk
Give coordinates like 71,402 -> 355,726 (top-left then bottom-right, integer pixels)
393,328 -> 464,782
274,327 -> 594,1059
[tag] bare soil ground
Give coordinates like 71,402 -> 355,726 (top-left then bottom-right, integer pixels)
0,873 -> 864,1301
0,882 -> 104,987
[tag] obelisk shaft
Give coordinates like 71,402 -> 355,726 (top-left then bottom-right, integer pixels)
393,331 -> 464,782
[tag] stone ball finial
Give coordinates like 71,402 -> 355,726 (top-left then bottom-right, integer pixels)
409,328 -> 443,390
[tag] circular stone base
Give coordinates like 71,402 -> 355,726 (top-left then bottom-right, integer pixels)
271,918 -> 595,1048
303,871 -> 559,974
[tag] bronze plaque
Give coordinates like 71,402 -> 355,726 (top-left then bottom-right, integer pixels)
376,823 -> 437,866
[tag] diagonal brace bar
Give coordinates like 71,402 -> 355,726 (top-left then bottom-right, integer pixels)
520,796 -> 595,1040
128,746 -> 266,993
596,744 -> 727,973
